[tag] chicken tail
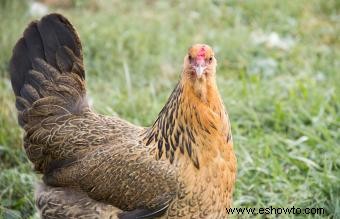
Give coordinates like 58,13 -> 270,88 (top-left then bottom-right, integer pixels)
9,13 -> 88,128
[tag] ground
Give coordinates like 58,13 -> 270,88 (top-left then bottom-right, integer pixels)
0,0 -> 339,218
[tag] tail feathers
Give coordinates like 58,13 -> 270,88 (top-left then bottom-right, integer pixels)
10,13 -> 87,128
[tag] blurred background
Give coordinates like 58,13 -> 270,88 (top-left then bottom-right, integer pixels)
0,0 -> 339,218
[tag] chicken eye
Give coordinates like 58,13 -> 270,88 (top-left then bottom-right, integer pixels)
188,55 -> 192,62
208,57 -> 213,63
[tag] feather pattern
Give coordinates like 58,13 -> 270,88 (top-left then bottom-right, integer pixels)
9,14 -> 236,218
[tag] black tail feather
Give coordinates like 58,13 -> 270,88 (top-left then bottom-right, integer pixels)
9,13 -> 86,128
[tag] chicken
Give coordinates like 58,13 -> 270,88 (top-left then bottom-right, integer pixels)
9,13 -> 237,219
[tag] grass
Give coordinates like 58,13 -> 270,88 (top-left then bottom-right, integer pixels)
0,0 -> 339,218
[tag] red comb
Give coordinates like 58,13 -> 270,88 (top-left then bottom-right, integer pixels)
197,47 -> 206,61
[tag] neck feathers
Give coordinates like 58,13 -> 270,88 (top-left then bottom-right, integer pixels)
143,78 -> 231,169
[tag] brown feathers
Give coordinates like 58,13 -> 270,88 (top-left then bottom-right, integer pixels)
10,14 -> 236,219
10,13 -> 87,132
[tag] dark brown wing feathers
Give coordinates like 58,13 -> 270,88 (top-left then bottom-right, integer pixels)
9,13 -> 178,217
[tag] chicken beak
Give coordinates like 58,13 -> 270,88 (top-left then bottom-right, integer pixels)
194,65 -> 206,78
194,58 -> 206,78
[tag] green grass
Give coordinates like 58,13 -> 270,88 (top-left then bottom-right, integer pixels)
0,0 -> 339,218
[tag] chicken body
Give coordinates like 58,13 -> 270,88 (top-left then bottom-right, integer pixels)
9,13 -> 236,219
